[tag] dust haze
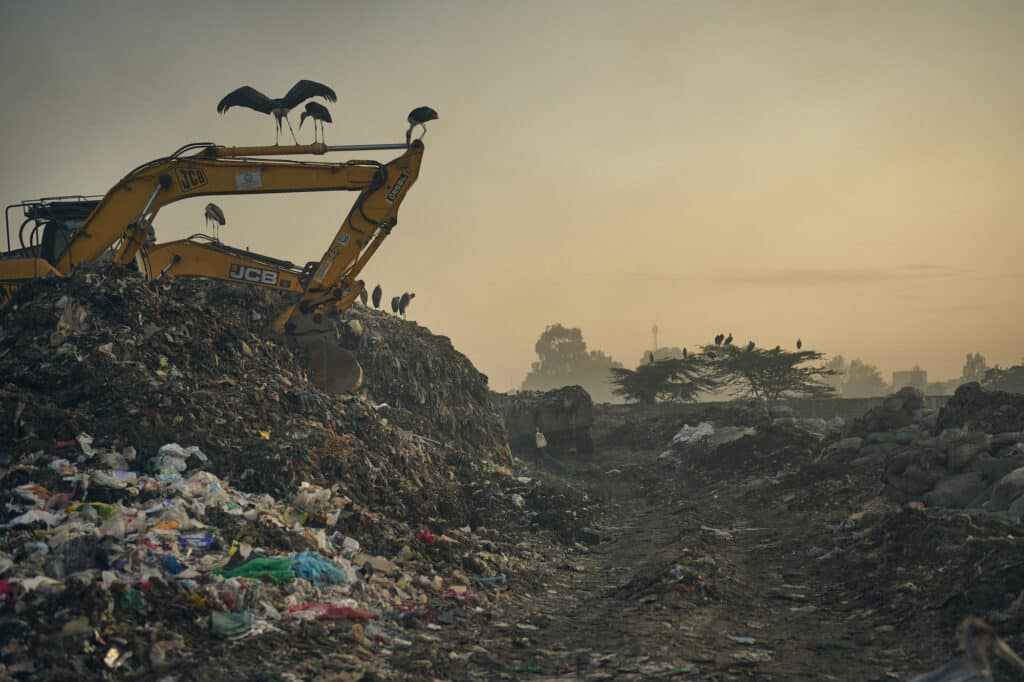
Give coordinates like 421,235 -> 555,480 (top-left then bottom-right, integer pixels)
1,0 -> 1021,391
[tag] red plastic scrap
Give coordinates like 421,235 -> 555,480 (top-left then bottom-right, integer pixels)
442,589 -> 474,602
415,528 -> 436,545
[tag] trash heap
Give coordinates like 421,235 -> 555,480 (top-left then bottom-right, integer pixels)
492,385 -> 595,455
821,385 -> 1024,514
657,405 -> 836,481
0,265 -> 593,678
345,304 -> 509,461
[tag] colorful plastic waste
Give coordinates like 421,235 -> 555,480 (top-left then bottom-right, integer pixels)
216,557 -> 294,583
291,552 -> 350,585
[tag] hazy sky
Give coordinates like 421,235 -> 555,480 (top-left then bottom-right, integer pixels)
1,0 -> 1021,391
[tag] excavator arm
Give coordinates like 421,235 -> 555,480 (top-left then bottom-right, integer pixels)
64,143 -> 419,272
136,139 -> 423,329
2,131 -> 431,394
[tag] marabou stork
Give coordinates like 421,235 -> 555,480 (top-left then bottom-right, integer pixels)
398,292 -> 416,318
359,288 -> 368,306
371,285 -> 383,309
204,203 -> 226,241
746,341 -> 755,352
217,80 -> 337,145
299,101 -> 332,144
714,333 -> 724,346
683,347 -> 688,360
796,338 -> 802,350
390,296 -> 400,315
724,333 -> 733,346
406,106 -> 439,144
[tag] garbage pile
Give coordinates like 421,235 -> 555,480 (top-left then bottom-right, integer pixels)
657,407 -> 834,481
820,385 -> 1024,514
594,399 -> 777,450
345,304 -> 509,461
492,385 -> 594,455
0,265 -> 595,678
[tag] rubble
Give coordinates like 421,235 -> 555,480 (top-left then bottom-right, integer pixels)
818,385 -> 1024,514
0,265 -> 597,679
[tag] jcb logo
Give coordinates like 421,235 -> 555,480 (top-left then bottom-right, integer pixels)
386,171 -> 409,204
177,168 -> 208,192
229,264 -> 282,287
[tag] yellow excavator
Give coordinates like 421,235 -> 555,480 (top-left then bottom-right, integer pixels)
1,123 -> 431,393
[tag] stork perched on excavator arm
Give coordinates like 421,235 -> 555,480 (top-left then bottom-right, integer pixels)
217,80 -> 337,145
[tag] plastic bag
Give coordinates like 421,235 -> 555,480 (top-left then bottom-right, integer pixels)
216,557 -> 294,583
291,552 -> 352,585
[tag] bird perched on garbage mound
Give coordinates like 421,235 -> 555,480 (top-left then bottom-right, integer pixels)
371,285 -> 382,309
299,101 -> 333,144
406,106 -> 439,144
217,80 -> 337,145
398,292 -> 416,318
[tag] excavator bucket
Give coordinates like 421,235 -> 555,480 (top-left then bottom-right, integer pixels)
292,333 -> 364,393
293,333 -> 363,394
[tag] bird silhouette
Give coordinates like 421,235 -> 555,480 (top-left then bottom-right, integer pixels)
648,351 -> 655,364
390,296 -> 400,314
371,285 -> 382,309
796,338 -> 802,350
359,288 -> 368,306
746,341 -> 755,352
399,292 -> 416,317
724,333 -> 733,346
299,101 -> 333,144
204,203 -> 226,241
406,106 -> 439,144
714,333 -> 724,346
683,347 -> 688,359
217,80 -> 337,145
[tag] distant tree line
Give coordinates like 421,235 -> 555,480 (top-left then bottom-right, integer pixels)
519,324 -> 1024,403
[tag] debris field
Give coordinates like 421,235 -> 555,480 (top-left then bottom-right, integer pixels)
2,266 -> 1023,680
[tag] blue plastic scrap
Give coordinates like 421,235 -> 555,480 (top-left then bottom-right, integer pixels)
291,551 -> 349,585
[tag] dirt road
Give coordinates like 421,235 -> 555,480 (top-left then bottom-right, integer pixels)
426,446 -> 947,680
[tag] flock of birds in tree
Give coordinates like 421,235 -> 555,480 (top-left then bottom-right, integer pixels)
358,284 -> 415,318
647,335 -> 805,364
216,79 -> 438,146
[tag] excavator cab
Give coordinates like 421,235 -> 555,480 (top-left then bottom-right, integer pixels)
4,197 -> 102,264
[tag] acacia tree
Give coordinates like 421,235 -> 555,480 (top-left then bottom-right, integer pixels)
703,343 -> 836,402
609,356 -> 715,404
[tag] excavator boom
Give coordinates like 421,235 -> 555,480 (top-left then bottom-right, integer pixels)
1,125 -> 434,394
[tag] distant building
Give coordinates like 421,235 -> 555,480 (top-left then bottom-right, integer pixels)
893,368 -> 928,390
